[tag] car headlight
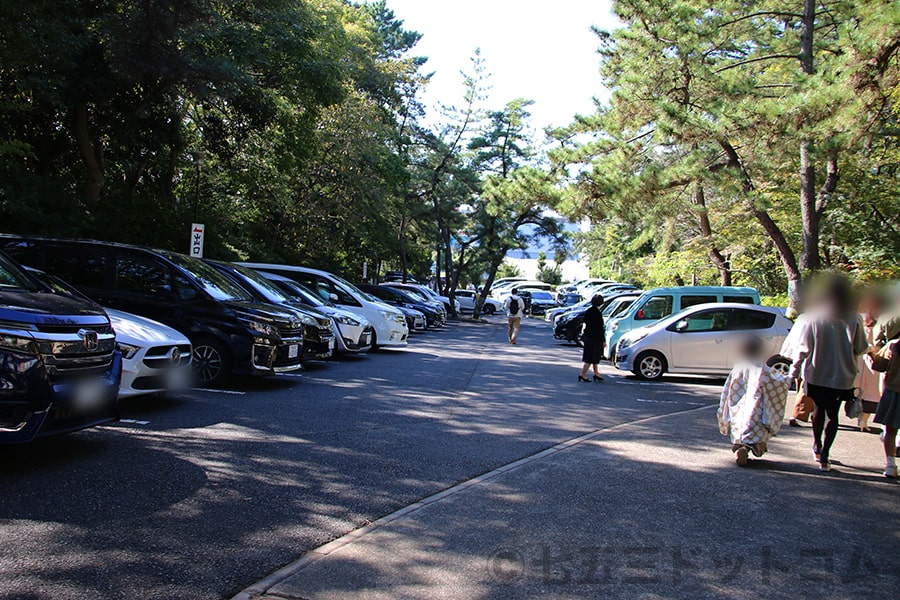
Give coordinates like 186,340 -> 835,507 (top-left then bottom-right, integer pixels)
380,310 -> 405,324
299,315 -> 318,327
618,333 -> 648,351
238,315 -> 279,337
118,343 -> 141,359
0,331 -> 36,354
335,314 -> 361,327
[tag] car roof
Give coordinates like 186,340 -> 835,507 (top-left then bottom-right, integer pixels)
0,233 -> 179,258
239,262 -> 339,280
638,286 -> 759,294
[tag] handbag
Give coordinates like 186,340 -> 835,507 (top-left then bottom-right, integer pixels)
791,381 -> 814,422
844,388 -> 863,419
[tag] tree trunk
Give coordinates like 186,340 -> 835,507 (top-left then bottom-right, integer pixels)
719,139 -> 802,310
73,104 -> 105,209
798,0 -> 819,273
473,253 -> 507,319
693,183 -> 732,286
799,140 -> 819,272
398,215 -> 409,282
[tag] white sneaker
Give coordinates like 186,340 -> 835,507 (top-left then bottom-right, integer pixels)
819,461 -> 832,472
885,464 -> 899,478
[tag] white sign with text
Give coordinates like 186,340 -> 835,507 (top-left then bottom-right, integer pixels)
190,223 -> 205,258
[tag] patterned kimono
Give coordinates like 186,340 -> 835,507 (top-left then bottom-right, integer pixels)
718,362 -> 793,457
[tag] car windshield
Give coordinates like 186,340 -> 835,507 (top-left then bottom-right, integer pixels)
607,298 -> 636,317
0,253 -> 39,292
396,287 -> 430,302
326,272 -> 371,301
164,253 -> 253,302
530,291 -> 553,300
29,269 -> 92,302
274,280 -> 328,307
226,264 -> 297,304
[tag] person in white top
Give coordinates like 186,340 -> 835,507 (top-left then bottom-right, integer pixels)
787,276 -> 869,471
504,291 -> 526,345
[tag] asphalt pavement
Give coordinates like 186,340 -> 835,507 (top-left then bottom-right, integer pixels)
2,316 -> 897,599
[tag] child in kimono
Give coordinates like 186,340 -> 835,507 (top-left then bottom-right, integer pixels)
718,337 -> 793,466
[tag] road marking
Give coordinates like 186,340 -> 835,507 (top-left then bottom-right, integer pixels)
277,373 -> 305,379
636,398 -> 706,406
118,419 -> 151,425
191,388 -> 247,395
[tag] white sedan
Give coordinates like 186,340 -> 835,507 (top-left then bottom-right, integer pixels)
614,303 -> 793,381
455,290 -> 503,315
109,310 -> 193,398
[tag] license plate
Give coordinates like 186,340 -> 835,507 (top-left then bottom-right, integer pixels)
288,344 -> 299,359
72,379 -> 107,413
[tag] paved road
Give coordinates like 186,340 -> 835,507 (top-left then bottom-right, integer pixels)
2,317 -> 743,599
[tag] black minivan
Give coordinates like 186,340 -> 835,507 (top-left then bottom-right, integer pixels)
0,236 -> 304,385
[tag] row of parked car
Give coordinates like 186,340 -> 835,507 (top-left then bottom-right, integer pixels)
0,235 -> 456,443
548,281 -> 794,381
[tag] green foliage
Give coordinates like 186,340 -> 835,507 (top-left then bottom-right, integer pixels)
496,262 -> 522,279
552,0 -> 900,298
535,251 -> 563,285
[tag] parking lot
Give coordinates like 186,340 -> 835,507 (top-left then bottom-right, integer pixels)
0,316 -> 743,599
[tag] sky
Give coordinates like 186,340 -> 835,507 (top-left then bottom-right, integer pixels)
385,0 -> 620,132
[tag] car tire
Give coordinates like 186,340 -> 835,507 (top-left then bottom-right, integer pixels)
192,337 -> 231,387
483,305 -> 495,316
766,355 -> 792,377
634,351 -> 666,381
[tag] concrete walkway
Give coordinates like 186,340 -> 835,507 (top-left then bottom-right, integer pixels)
234,401 -> 899,600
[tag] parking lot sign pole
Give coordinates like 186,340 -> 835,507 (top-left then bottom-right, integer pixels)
190,223 -> 205,258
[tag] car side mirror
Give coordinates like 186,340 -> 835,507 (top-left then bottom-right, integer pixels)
329,293 -> 339,303
673,320 -> 688,333
636,309 -> 644,319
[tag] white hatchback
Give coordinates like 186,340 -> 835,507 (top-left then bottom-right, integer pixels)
614,303 -> 793,381
454,290 -> 503,315
108,310 -> 193,397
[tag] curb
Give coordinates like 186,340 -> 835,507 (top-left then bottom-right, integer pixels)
230,403 -> 715,599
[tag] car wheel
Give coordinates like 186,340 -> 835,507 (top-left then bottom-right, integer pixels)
766,355 -> 792,377
634,351 -> 666,381
192,337 -> 231,386
483,304 -> 495,316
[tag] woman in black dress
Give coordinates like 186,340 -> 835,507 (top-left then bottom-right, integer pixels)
579,295 -> 605,382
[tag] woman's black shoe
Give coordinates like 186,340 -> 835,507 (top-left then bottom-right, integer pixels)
593,375 -> 604,382
578,376 -> 590,382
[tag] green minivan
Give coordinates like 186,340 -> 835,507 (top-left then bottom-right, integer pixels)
605,286 -> 760,358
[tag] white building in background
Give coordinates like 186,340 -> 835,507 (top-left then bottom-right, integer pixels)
502,217 -> 591,283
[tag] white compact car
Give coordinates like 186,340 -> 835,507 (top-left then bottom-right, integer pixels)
614,303 -> 793,381
108,309 -> 193,397
454,290 -> 503,315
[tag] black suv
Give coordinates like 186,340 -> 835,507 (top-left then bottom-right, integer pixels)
0,236 -> 304,385
0,250 -> 121,443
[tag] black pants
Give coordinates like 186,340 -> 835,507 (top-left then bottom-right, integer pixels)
806,383 -> 853,461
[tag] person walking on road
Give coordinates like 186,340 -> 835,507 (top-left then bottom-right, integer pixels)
855,292 -> 885,432
788,276 -> 869,472
505,290 -> 525,345
579,295 -> 606,382
718,336 -> 792,466
869,337 -> 900,478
